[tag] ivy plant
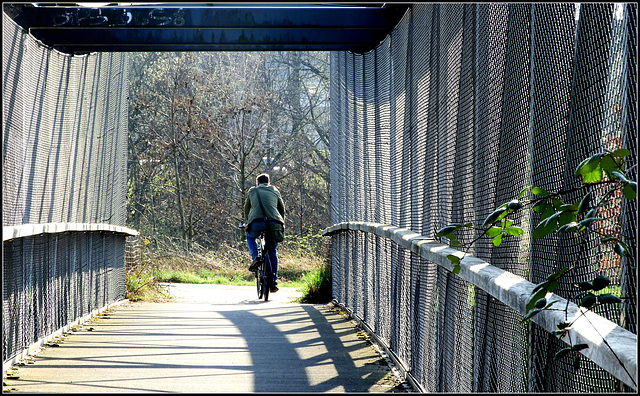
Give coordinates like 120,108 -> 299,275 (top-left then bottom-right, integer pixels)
436,148 -> 636,381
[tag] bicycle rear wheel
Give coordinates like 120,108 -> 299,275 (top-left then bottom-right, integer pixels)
256,269 -> 263,299
262,272 -> 269,301
262,253 -> 272,301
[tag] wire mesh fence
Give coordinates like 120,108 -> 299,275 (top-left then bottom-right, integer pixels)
329,3 -> 636,392
2,233 -> 127,365
2,12 -> 130,366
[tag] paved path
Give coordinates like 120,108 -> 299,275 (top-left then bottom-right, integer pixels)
3,284 -> 407,393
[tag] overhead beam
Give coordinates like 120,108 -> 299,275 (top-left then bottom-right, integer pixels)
20,5 -> 407,29
4,3 -> 409,54
29,27 -> 388,51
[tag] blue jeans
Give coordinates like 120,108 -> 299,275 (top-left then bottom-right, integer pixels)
246,220 -> 279,282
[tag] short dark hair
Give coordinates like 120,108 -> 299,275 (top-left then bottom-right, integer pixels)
256,173 -> 270,184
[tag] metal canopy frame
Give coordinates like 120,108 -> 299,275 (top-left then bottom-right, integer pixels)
3,3 -> 410,54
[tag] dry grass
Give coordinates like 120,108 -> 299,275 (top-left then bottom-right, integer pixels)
127,238 -> 330,301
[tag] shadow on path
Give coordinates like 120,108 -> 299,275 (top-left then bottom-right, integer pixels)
3,286 -> 400,393
221,304 -> 392,392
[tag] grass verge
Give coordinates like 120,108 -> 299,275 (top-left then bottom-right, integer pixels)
126,240 -> 331,302
296,264 -> 332,303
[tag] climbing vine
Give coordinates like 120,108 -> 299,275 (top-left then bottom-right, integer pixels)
436,148 -> 636,381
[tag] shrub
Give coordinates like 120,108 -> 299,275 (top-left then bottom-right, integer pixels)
297,264 -> 332,303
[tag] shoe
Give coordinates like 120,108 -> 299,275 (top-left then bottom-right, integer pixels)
248,257 -> 261,271
270,282 -> 279,293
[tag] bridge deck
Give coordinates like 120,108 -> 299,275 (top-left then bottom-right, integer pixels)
3,284 -> 407,393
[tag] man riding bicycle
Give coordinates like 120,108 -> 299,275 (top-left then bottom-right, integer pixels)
244,173 -> 286,292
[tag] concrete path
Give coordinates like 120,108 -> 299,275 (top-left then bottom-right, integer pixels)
3,284 -> 408,393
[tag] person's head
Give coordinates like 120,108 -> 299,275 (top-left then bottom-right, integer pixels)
256,173 -> 270,185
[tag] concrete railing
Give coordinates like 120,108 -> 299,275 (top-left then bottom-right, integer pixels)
3,222 -> 138,241
322,221 -> 637,390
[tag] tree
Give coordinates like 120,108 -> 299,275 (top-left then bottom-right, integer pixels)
265,51 -> 331,235
127,51 -> 332,250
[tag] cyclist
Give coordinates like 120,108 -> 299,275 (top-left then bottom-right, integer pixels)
244,173 -> 286,292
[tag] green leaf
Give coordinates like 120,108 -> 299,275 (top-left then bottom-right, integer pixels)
571,343 -> 589,352
482,208 -> 507,228
573,289 -> 591,301
486,226 -> 502,237
532,200 -> 549,213
533,216 -> 558,240
597,293 -> 621,304
451,240 -> 461,247
577,217 -> 599,231
576,153 -> 605,183
447,254 -> 461,265
552,198 -> 563,210
505,226 -> 524,236
518,187 -> 529,198
501,219 -> 514,228
611,148 -> 630,157
554,347 -> 572,360
623,182 -> 637,200
436,225 -> 458,237
614,241 -> 630,257
557,321 -> 572,329
577,281 -> 593,291
527,288 -> 548,312
492,234 -> 503,247
579,293 -> 597,308
557,222 -> 578,233
531,281 -> 547,295
581,152 -> 605,171
559,203 -> 578,212
600,155 -> 619,175
574,292 -> 588,303
539,205 -> 557,222
519,308 -> 542,324
548,266 -> 570,281
547,280 -> 559,293
591,275 -> 610,291
452,264 -> 461,274
546,211 -> 562,224
531,187 -> 549,197
582,164 -> 603,183
507,199 -> 523,211
534,298 -> 547,309
577,193 -> 591,215
611,171 -> 629,183
575,157 -> 590,177
558,211 -> 576,227
573,355 -> 581,371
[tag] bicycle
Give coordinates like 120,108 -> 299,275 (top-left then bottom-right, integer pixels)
240,223 -> 275,302
254,230 -> 275,301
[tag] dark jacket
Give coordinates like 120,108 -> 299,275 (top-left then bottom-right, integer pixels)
244,183 -> 285,226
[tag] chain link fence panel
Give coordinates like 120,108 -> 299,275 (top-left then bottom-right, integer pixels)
329,3 -> 636,392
